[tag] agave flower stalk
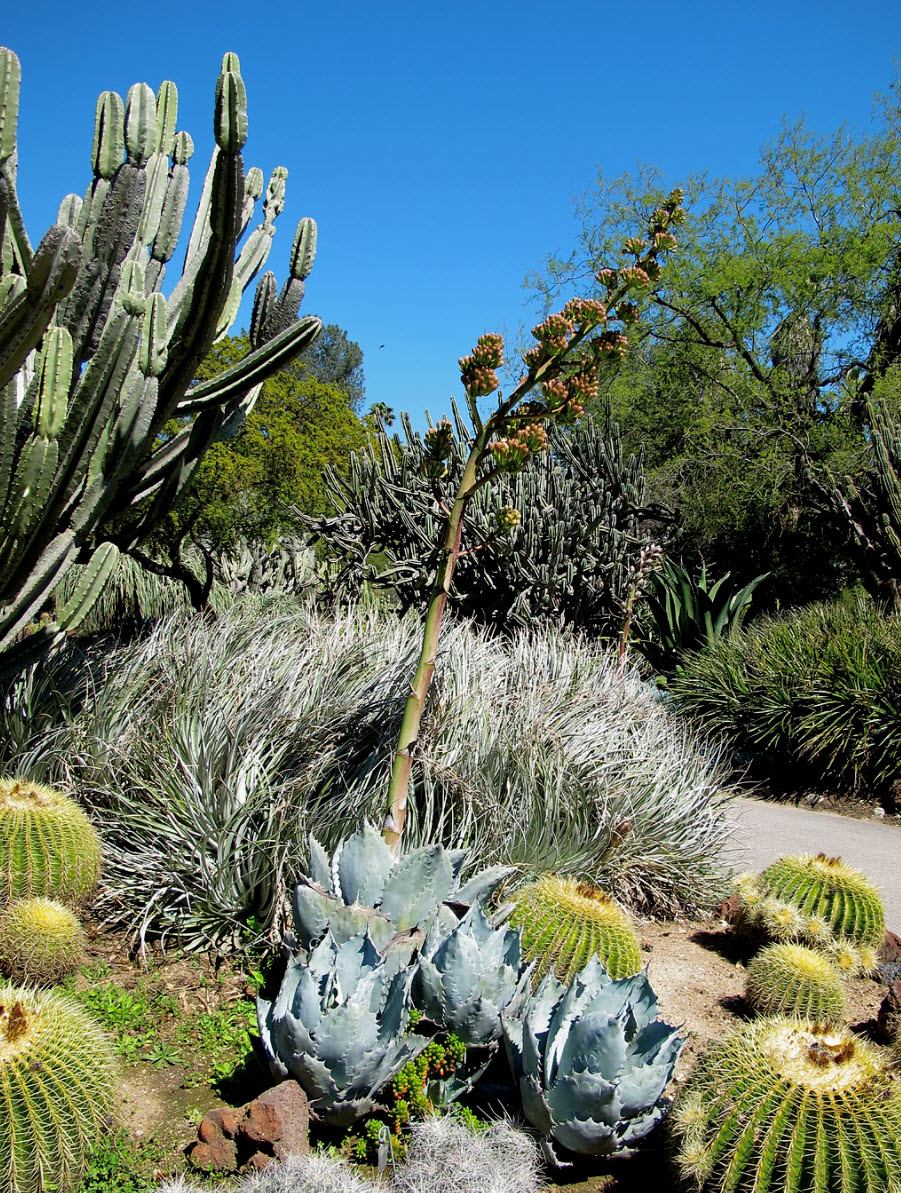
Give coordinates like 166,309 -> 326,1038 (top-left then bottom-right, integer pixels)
382,195 -> 685,853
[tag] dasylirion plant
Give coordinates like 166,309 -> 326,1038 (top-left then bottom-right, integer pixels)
257,930 -> 429,1125
734,853 -> 885,974
375,193 -> 684,854
744,943 -> 845,1024
502,956 -> 684,1164
673,1018 -> 901,1193
290,823 -> 510,953
0,47 -> 321,673
508,875 -> 642,987
0,777 -> 101,903
0,985 -> 118,1193
0,897 -> 86,983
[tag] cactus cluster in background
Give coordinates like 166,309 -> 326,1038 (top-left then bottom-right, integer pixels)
744,943 -> 845,1024
502,956 -> 684,1164
673,1018 -> 901,1193
0,46 -> 321,673
0,985 -> 118,1193
307,411 -> 659,638
735,852 -> 885,975
508,875 -> 642,987
0,896 -> 85,983
0,777 -> 100,904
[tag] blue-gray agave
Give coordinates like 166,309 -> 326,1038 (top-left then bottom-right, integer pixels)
257,931 -> 428,1125
502,956 -> 684,1163
415,903 -> 531,1047
290,823 -> 510,953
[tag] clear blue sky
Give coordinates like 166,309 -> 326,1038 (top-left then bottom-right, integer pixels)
4,1 -> 898,429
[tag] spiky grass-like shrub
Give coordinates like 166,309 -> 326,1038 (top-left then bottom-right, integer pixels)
507,875 -> 642,986
745,943 -> 845,1023
4,604 -> 733,949
673,1018 -> 901,1193
0,898 -> 86,983
0,985 -> 117,1193
669,595 -> 901,799
0,778 -> 101,904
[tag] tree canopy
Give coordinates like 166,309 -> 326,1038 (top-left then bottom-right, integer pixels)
532,83 -> 901,605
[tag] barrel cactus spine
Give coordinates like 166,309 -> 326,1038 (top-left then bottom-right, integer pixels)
0,898 -> 86,983
758,853 -> 885,946
0,778 -> 101,904
507,874 -> 642,987
745,943 -> 845,1024
673,1018 -> 901,1193
0,985 -> 118,1193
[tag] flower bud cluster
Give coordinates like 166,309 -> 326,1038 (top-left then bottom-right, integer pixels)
562,298 -> 607,329
653,231 -> 678,252
620,265 -> 651,290
595,267 -> 618,290
491,422 -> 548,473
618,302 -> 640,325
622,236 -> 648,256
423,418 -> 454,460
496,505 -> 521,533
595,330 -> 629,359
531,313 -> 574,351
629,542 -> 664,583
459,333 -> 505,397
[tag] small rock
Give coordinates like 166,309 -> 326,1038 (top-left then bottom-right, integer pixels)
879,931 -> 901,964
873,806 -> 886,819
878,981 -> 901,1041
189,1081 -> 309,1173
716,894 -> 742,926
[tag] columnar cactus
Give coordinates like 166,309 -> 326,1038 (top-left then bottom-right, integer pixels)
673,1018 -> 901,1193
0,897 -> 86,983
0,47 -> 322,672
0,985 -> 118,1193
0,778 -> 101,903
744,943 -> 845,1024
508,875 -> 642,987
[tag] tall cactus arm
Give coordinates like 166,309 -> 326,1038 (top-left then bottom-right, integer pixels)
0,225 -> 80,389
177,315 -> 321,413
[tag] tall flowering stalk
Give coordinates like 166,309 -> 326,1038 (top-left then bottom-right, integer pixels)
382,192 -> 685,853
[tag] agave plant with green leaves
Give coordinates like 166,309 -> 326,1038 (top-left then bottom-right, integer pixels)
290,823 -> 511,954
502,956 -> 684,1164
636,559 -> 767,675
257,930 -> 430,1125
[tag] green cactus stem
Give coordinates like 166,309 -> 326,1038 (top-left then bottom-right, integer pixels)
0,898 -> 86,983
508,875 -> 642,987
759,852 -> 886,946
0,985 -> 117,1193
673,1018 -> 901,1193
745,943 -> 845,1023
0,778 -> 101,904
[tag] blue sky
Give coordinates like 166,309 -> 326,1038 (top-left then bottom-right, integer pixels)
4,1 -> 899,429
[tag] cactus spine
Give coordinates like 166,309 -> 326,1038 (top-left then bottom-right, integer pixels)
673,1019 -> 901,1193
759,853 -> 885,946
745,943 -> 845,1024
0,47 -> 322,671
0,778 -> 101,904
508,875 -> 642,986
0,986 -> 117,1193
0,899 -> 85,983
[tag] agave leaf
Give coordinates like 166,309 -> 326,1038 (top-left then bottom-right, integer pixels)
379,845 -> 454,929
292,879 -> 337,948
614,1054 -> 677,1118
454,864 -> 513,907
329,902 -> 395,949
334,821 -> 394,906
307,834 -> 333,892
558,1010 -> 628,1081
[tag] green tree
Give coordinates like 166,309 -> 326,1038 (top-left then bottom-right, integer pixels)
127,334 -> 366,606
532,84 -> 901,606
301,322 -> 365,409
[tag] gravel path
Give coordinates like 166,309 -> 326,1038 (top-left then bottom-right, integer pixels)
726,796 -> 901,931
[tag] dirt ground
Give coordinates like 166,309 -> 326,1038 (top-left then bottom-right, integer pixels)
81,913 -> 891,1193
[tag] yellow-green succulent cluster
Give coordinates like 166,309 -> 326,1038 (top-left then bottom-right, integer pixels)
0,898 -> 86,984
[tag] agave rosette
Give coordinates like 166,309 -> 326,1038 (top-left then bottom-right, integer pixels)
502,956 -> 684,1163
258,930 -> 429,1124
416,902 -> 531,1047
290,823 -> 511,953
